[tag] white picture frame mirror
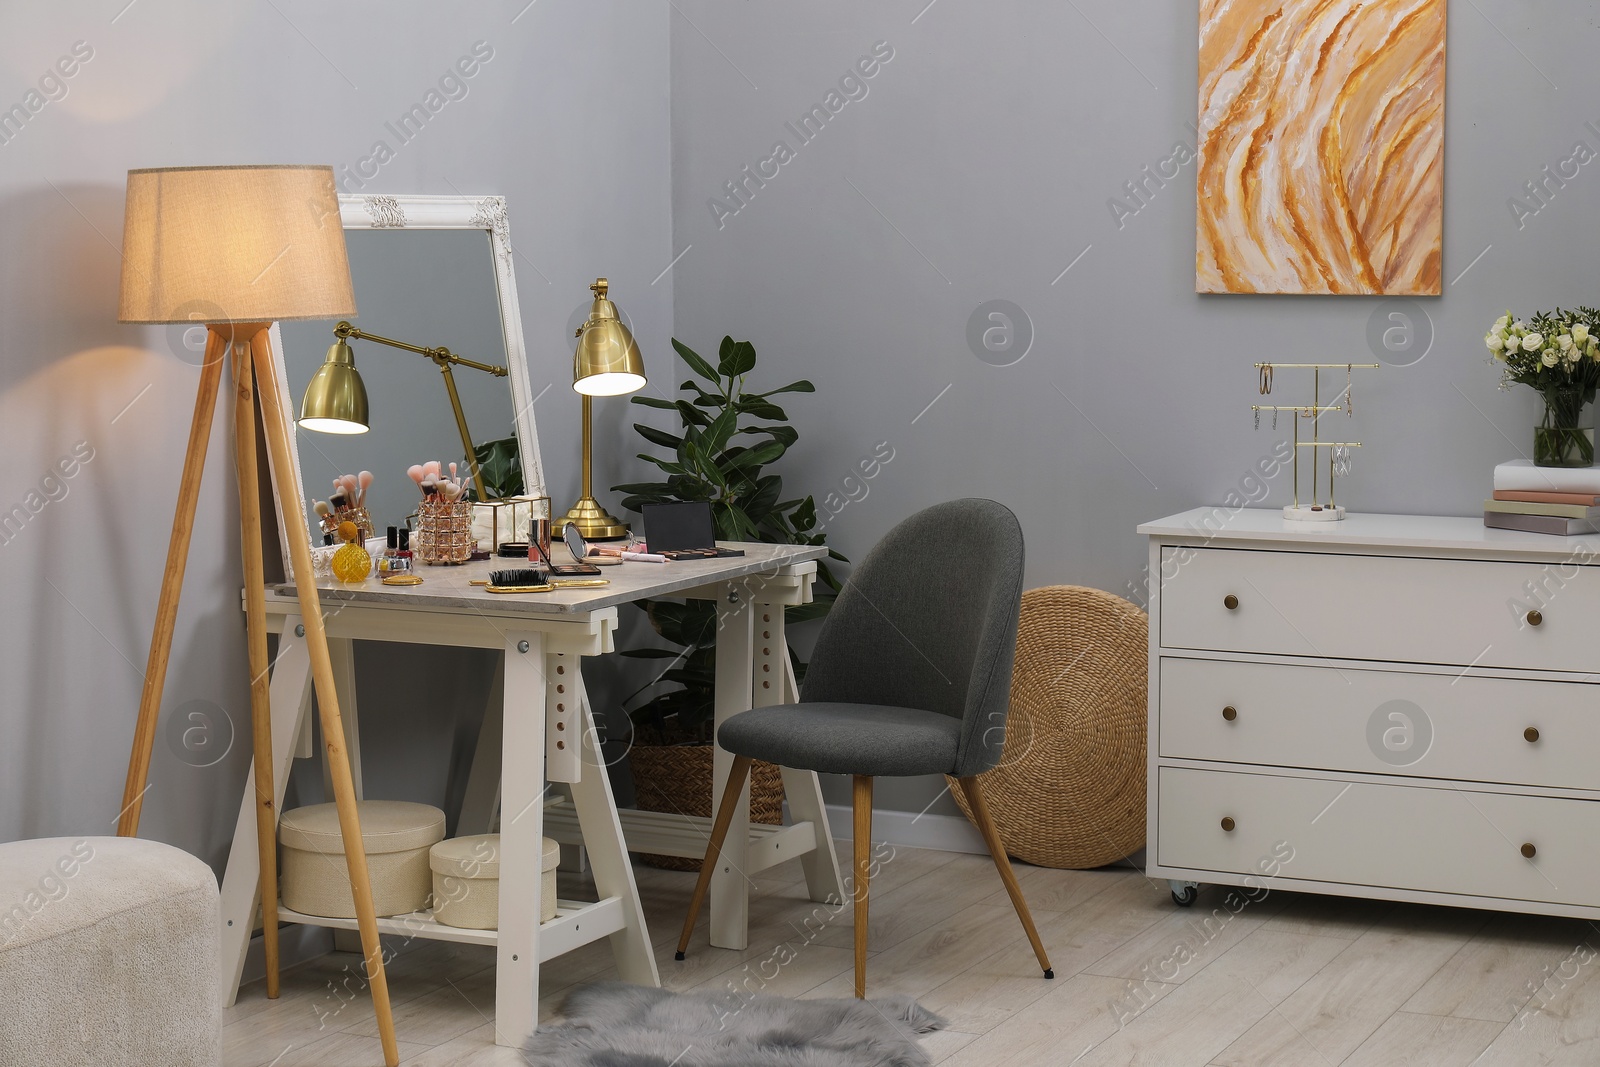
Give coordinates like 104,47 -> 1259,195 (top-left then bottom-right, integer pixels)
264,193 -> 546,570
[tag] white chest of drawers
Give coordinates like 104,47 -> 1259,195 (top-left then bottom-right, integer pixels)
1140,508 -> 1600,918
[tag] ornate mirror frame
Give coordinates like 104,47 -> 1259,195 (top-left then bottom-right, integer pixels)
264,193 -> 546,572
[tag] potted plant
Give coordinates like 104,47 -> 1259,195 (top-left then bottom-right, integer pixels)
611,336 -> 842,869
1485,308 -> 1600,467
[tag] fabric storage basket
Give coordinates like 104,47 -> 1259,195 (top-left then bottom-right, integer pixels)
429,834 -> 559,929
279,801 -> 446,918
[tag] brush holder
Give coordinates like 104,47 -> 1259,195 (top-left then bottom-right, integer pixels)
415,500 -> 474,565
323,504 -> 375,545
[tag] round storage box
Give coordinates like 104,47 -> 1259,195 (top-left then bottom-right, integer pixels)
429,835 -> 559,929
279,801 -> 445,918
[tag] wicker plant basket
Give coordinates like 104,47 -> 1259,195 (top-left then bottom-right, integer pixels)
629,743 -> 785,871
949,585 -> 1148,869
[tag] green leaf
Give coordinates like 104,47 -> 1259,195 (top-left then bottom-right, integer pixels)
702,406 -> 739,454
743,474 -> 782,518
630,394 -> 677,410
757,380 -> 815,397
723,439 -> 785,471
740,424 -> 798,447
672,338 -> 720,383
467,435 -> 523,500
719,338 -> 757,377
791,496 -> 817,531
637,453 -> 688,475
675,399 -> 712,428
738,398 -> 787,421
634,424 -> 684,450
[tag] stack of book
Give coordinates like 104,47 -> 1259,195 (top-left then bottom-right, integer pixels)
1487,460 -> 1600,535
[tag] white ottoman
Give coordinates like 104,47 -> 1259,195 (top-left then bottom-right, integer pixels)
0,836 -> 221,1067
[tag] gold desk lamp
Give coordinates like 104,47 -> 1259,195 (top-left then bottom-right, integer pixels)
555,277 -> 647,540
115,165 -> 400,1064
298,321 -> 509,502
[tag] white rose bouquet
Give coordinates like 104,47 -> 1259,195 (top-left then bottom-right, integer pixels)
1485,308 -> 1600,466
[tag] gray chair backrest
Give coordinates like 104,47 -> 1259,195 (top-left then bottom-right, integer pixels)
801,498 -> 1024,778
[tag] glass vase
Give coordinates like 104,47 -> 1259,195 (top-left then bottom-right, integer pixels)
1534,389 -> 1595,468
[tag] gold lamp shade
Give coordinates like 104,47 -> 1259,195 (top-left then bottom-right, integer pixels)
573,278 -> 646,396
119,164 -> 356,324
298,338 -> 369,434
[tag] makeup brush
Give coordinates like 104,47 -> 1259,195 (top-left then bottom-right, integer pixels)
440,481 -> 462,503
407,465 -> 426,496
421,477 -> 438,501
313,500 -> 331,527
357,470 -> 373,508
449,462 -> 459,490
343,474 -> 360,502
423,460 -> 442,479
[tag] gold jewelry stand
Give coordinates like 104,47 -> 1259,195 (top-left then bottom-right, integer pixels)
1253,362 -> 1378,521
117,324 -> 400,1066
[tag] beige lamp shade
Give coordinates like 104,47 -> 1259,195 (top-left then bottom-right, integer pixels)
572,278 -> 646,396
118,165 -> 356,325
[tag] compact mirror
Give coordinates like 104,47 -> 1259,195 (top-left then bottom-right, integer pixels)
563,522 -> 587,562
268,195 -> 546,559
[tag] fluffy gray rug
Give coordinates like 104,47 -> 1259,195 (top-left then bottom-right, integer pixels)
526,981 -> 948,1066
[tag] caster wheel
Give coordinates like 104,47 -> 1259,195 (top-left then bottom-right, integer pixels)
1169,880 -> 1200,907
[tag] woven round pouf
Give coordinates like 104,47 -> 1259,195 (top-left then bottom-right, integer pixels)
949,585 -> 1148,868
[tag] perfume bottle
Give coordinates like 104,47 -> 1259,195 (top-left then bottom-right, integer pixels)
331,521 -> 373,583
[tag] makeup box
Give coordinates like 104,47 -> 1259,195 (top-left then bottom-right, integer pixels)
429,834 -> 559,929
278,801 -> 446,918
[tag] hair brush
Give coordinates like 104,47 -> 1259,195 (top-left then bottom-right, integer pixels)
469,568 -> 609,594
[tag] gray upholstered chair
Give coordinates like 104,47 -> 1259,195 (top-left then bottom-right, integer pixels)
674,498 -> 1052,997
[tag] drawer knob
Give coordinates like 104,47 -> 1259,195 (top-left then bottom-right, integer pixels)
1222,705 -> 1238,722
1522,842 -> 1538,859
1220,816 -> 1236,832
1223,594 -> 1239,610
1525,727 -> 1541,743
1527,609 -> 1543,627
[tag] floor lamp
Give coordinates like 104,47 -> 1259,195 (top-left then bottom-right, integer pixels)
115,166 -> 399,1066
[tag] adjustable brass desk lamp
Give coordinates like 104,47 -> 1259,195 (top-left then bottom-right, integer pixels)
298,321 -> 509,501
554,278 -> 647,540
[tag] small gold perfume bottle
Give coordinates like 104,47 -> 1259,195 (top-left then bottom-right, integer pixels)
331,521 -> 372,583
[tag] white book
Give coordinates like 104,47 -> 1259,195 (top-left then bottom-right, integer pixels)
1492,459 -> 1600,494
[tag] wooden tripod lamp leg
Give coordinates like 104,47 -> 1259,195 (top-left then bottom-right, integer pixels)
231,343 -> 280,999
118,328 -> 229,837
248,325 -> 399,1067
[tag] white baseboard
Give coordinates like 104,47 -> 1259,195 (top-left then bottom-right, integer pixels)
816,803 -> 988,854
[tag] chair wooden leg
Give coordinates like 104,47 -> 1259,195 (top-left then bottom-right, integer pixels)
957,776 -> 1053,979
853,775 -> 873,999
676,754 -> 753,960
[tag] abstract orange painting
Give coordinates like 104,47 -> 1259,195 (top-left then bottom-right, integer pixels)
1197,0 -> 1446,295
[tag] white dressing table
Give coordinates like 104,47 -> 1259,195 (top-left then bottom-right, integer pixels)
215,543 -> 844,1046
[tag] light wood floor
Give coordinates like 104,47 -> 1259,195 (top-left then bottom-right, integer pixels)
225,844 -> 1600,1065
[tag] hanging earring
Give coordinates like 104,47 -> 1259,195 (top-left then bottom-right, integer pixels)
1333,444 -> 1352,477
1272,408 -> 1279,430
1254,408 -> 1260,430
1346,364 -> 1353,416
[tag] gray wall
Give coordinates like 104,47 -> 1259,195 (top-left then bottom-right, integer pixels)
667,2 -> 1600,816
0,2 -> 673,866
6,0 -> 1597,854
